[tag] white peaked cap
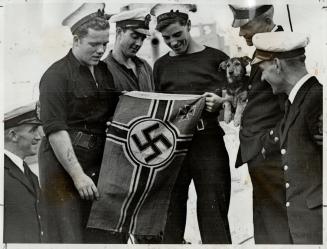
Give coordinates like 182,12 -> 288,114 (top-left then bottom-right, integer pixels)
252,32 -> 310,64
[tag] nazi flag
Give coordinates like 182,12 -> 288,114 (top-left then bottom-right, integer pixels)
87,91 -> 205,236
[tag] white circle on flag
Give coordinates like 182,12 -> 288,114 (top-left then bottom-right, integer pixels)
127,119 -> 176,167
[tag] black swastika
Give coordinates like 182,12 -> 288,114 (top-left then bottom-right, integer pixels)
131,123 -> 173,163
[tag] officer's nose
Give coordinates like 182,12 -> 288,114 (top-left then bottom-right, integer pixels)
34,129 -> 42,141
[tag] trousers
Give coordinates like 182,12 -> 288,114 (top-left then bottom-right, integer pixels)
162,126 -> 232,244
38,132 -> 105,243
248,150 -> 292,244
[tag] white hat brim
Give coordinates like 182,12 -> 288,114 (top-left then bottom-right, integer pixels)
251,57 -> 263,65
135,28 -> 150,36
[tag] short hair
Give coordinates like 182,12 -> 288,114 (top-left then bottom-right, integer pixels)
282,54 -> 306,68
156,16 -> 188,32
4,125 -> 24,142
73,17 -> 109,39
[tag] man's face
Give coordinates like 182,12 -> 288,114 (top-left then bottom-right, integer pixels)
239,19 -> 267,46
161,21 -> 191,55
15,124 -> 42,158
117,29 -> 146,57
75,28 -> 109,66
259,60 -> 283,94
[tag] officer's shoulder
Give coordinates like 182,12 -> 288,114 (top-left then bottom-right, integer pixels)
306,78 -> 322,102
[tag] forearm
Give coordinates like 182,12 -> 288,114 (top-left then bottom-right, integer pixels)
48,130 -> 84,180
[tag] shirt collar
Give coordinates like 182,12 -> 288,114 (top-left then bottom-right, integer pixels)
4,149 -> 24,173
288,73 -> 312,104
68,49 -> 84,69
109,50 -> 143,68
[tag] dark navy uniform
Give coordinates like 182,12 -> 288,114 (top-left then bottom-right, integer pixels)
4,102 -> 47,243
235,25 -> 292,244
250,31 -> 322,244
38,50 -> 118,242
279,77 -> 322,243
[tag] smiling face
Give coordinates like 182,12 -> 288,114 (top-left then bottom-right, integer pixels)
13,124 -> 41,158
117,28 -> 146,58
160,21 -> 191,55
74,27 -> 109,66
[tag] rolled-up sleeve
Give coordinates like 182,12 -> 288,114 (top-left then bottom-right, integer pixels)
39,69 -> 68,136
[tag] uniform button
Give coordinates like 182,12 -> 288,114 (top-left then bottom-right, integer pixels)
274,137 -> 279,142
286,202 -> 290,207
38,215 -> 41,219
285,182 -> 290,189
281,148 -> 286,155
41,231 -> 44,236
283,165 -> 288,171
248,84 -> 252,90
269,130 -> 274,136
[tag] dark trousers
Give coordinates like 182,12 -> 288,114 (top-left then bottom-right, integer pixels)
162,128 -> 232,244
248,151 -> 292,244
38,135 -> 106,243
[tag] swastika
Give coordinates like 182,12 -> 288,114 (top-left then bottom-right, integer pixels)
131,123 -> 173,163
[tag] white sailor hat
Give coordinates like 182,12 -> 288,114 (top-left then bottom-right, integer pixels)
62,3 -> 110,34
110,8 -> 151,36
4,102 -> 42,130
252,32 -> 310,64
150,3 -> 197,29
229,4 -> 273,28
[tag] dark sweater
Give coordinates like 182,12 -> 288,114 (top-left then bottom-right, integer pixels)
153,46 -> 228,94
153,46 -> 228,120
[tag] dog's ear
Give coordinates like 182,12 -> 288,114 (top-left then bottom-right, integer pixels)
219,60 -> 228,71
241,56 -> 252,66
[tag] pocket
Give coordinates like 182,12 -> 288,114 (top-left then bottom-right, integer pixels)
306,191 -> 322,209
71,82 -> 97,116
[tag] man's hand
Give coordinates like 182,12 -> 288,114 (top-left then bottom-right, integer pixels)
202,92 -> 226,113
49,130 -> 100,201
72,172 -> 99,201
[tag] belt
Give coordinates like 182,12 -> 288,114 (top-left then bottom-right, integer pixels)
69,130 -> 103,150
196,118 -> 218,131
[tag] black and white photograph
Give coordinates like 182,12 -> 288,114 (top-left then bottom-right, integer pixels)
0,0 -> 326,247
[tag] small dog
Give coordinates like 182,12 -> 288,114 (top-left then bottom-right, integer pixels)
219,56 -> 251,126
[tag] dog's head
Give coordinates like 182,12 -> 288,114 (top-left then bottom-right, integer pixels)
219,56 -> 251,84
